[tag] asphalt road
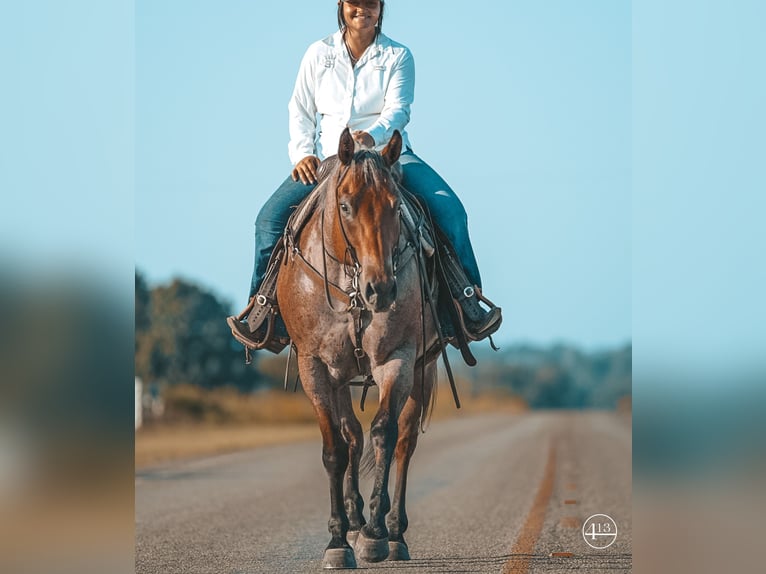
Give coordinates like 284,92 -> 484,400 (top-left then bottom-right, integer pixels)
136,411 -> 632,573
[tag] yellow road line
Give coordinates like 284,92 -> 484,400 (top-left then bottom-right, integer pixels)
502,440 -> 557,574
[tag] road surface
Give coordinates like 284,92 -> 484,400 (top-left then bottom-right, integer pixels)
136,411 -> 631,573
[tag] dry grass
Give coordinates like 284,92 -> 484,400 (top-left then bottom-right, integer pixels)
160,384 -> 316,425
135,384 -> 527,470
135,423 -> 319,469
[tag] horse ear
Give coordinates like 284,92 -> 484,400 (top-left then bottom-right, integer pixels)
338,128 -> 354,165
382,130 -> 402,167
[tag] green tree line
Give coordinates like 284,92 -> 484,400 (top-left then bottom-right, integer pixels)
136,271 -> 631,408
136,271 -> 267,391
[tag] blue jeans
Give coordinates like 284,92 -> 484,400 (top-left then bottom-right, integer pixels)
250,150 -> 482,297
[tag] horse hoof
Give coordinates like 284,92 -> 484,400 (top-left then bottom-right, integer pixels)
346,530 -> 360,547
355,531 -> 389,563
322,547 -> 357,569
387,541 -> 410,561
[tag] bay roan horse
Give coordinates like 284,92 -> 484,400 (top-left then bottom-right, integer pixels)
276,128 -> 438,568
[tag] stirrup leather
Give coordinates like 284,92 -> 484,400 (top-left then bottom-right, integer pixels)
229,241 -> 289,355
438,243 -> 502,341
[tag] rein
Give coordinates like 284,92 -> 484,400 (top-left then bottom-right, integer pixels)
319,164 -> 366,312
398,186 -> 462,428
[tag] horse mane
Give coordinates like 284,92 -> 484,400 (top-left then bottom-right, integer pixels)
347,149 -> 401,189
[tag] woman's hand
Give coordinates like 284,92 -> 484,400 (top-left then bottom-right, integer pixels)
352,131 -> 374,149
291,155 -> 320,185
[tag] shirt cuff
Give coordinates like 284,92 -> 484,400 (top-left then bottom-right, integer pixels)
366,125 -> 386,148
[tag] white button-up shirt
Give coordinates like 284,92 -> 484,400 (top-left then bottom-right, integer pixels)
287,30 -> 414,165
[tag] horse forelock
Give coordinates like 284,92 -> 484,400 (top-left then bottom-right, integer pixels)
341,151 -> 398,197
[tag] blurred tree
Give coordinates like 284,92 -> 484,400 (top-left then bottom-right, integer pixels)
131,271 -> 632,407
134,275 -> 260,391
452,343 -> 632,409
256,352 -> 295,389
526,365 -> 571,408
135,270 -> 151,335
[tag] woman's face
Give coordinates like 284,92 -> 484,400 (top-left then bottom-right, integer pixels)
341,0 -> 381,34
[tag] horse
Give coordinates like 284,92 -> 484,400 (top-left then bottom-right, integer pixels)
276,127 -> 438,569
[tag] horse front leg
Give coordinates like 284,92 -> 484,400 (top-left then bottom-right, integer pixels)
299,357 -> 357,569
356,357 -> 414,563
338,387 -> 365,546
387,361 -> 436,561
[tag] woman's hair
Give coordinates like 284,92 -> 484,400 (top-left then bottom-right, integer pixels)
337,1 -> 385,37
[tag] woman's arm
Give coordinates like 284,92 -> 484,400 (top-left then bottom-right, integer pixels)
365,48 -> 415,147
287,49 -> 318,166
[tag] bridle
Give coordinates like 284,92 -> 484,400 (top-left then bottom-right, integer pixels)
319,159 -> 401,314
317,157 -> 402,376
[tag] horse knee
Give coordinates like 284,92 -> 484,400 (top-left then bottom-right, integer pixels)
322,446 -> 349,475
341,417 -> 363,456
395,433 -> 417,460
370,414 -> 397,451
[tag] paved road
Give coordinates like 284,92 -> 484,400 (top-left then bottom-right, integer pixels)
136,412 -> 631,573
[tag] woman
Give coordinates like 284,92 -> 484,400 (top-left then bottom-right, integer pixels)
228,0 -> 501,348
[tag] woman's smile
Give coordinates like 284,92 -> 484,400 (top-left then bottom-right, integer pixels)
342,0 -> 380,31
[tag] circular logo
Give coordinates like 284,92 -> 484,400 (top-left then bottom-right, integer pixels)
581,514 -> 617,549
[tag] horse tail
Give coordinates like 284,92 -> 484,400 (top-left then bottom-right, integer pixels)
359,436 -> 376,478
420,367 -> 438,433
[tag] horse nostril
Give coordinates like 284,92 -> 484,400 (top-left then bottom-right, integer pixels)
364,279 -> 396,308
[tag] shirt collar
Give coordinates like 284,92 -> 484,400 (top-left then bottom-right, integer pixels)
332,30 -> 389,63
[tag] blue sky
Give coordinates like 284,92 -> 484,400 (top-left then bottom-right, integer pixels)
3,0 -> 765,366
135,0 -> 631,350
1,1 -> 133,291
633,0 -> 766,375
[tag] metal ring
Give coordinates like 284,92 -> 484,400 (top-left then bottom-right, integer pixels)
463,286 -> 475,298
256,294 -> 267,306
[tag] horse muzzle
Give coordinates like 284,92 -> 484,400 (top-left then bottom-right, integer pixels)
363,277 -> 397,312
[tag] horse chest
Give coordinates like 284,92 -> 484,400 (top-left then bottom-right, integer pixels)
302,312 -> 405,373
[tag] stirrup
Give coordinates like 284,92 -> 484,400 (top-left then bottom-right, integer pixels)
227,293 -> 288,355
227,314 -> 271,349
227,239 -> 289,356
452,286 -> 502,342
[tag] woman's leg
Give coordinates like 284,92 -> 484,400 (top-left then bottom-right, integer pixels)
250,176 -> 316,297
229,175 -> 316,349
399,151 -> 501,340
398,151 -> 482,287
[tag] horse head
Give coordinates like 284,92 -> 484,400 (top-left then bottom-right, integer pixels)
333,127 -> 403,312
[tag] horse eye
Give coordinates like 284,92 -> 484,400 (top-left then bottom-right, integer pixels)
340,202 -> 350,214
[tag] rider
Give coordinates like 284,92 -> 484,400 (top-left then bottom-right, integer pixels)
228,0 -> 501,347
